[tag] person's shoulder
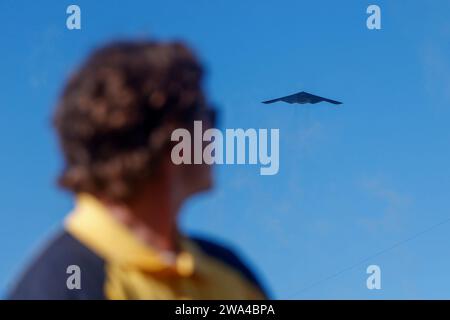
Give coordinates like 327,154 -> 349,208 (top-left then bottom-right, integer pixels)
190,235 -> 269,297
7,230 -> 106,300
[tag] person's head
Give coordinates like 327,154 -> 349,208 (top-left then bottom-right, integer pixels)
53,40 -> 214,206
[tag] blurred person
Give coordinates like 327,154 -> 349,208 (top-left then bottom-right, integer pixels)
8,40 -> 267,300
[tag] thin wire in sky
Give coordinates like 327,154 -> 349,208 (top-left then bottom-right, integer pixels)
287,215 -> 450,299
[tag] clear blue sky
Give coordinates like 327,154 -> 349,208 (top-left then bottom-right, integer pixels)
1,0 -> 450,299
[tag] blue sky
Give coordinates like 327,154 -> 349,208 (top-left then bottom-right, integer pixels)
1,0 -> 450,299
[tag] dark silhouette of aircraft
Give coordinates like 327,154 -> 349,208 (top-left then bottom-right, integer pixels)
262,91 -> 342,105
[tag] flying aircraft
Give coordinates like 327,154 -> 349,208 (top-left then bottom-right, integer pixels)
262,91 -> 342,105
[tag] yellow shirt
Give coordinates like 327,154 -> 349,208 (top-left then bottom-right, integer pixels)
65,194 -> 266,300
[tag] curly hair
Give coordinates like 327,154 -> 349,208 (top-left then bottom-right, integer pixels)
53,40 -> 206,201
